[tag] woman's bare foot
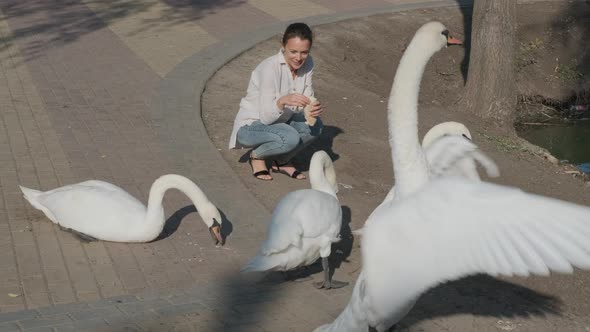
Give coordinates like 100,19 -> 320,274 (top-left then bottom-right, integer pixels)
272,163 -> 306,180
250,158 -> 272,181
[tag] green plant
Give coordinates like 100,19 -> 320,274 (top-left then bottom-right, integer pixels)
515,38 -> 544,71
481,133 -> 530,153
554,59 -> 583,82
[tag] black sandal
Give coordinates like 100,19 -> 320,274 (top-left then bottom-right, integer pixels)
272,161 -> 306,180
249,156 -> 272,181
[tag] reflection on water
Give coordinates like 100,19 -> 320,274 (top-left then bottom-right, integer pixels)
517,121 -> 590,164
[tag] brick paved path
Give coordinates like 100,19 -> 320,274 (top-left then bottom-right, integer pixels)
0,0 -> 564,331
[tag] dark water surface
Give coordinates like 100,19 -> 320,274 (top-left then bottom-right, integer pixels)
517,121 -> 590,164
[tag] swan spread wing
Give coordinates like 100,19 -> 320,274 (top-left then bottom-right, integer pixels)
378,136 -> 498,208
363,177 -> 590,322
424,135 -> 499,180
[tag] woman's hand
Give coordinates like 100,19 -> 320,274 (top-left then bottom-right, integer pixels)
277,93 -> 309,109
309,99 -> 323,117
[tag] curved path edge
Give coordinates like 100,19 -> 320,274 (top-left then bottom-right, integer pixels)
0,0 -> 571,331
151,0 -> 473,227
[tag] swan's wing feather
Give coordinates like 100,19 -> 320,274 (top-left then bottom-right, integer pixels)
375,137 -> 497,210
76,180 -> 125,191
425,135 -> 499,180
363,177 -> 590,321
261,190 -> 340,255
35,183 -> 146,230
314,272 -> 373,331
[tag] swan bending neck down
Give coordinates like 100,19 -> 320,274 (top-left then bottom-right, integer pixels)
145,174 -> 223,243
241,150 -> 347,290
20,174 -> 223,244
309,150 -> 339,198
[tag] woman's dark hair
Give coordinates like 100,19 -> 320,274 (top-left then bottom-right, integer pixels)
282,22 -> 313,47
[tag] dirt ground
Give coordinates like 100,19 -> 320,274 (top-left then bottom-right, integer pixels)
202,2 -> 590,330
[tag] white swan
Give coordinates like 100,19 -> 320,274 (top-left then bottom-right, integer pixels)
20,174 -> 223,244
421,121 -> 472,147
241,150 -> 347,289
422,121 -> 497,181
381,121 -> 499,205
316,21 -> 590,332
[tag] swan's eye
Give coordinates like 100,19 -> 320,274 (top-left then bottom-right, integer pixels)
441,30 -> 449,37
462,134 -> 471,141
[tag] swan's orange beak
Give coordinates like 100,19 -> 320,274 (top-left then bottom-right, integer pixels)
210,225 -> 224,245
447,36 -> 462,46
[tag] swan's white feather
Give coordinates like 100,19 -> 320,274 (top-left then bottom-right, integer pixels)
380,135 -> 498,206
314,271 -> 373,332
363,177 -> 590,329
316,21 -> 590,332
242,151 -> 342,272
20,174 -> 221,243
262,190 -> 342,255
22,181 -> 149,241
243,190 -> 342,272
424,135 -> 499,180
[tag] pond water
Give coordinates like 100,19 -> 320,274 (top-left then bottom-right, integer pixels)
517,121 -> 590,165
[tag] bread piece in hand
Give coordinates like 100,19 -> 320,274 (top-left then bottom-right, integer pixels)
304,96 -> 318,126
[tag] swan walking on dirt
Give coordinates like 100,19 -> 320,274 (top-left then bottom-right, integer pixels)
242,150 -> 348,290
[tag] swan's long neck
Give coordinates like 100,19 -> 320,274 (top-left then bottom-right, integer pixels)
388,39 -> 435,197
309,153 -> 338,199
145,174 -> 215,236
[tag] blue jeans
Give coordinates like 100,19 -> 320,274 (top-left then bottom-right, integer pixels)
236,113 -> 323,164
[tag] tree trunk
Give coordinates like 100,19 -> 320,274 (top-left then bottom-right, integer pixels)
458,0 -> 517,126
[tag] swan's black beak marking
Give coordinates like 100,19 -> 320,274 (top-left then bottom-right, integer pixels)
209,218 -> 224,246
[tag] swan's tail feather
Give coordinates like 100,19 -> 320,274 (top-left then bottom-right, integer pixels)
19,185 -> 58,223
241,254 -> 280,273
19,186 -> 43,209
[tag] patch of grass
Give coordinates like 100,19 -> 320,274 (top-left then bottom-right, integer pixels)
515,37 -> 544,71
481,133 -> 530,153
554,59 -> 583,82
522,37 -> 544,52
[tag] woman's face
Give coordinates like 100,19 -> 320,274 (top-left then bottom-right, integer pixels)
283,37 -> 311,72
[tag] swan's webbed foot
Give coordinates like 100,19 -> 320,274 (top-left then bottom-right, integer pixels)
313,279 -> 348,289
313,257 -> 348,290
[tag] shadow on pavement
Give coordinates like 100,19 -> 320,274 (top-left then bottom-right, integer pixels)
154,205 -> 234,243
401,274 -> 560,329
0,0 -> 245,61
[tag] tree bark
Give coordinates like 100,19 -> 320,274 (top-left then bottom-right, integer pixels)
458,0 -> 517,125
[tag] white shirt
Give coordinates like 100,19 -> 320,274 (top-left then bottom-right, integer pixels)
229,50 -> 315,149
